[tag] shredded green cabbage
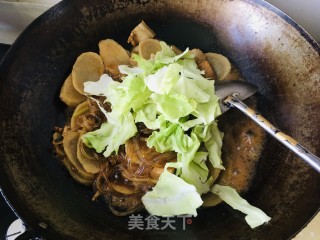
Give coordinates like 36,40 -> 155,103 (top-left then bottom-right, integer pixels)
81,111 -> 137,157
142,168 -> 203,217
82,41 -> 270,227
211,184 -> 271,228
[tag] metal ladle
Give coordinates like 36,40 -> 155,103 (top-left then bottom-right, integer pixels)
215,80 -> 320,173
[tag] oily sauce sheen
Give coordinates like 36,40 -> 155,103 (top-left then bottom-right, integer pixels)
217,98 -> 266,193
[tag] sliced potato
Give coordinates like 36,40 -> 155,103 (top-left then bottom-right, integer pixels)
201,164 -> 222,207
111,183 -> 135,195
210,167 -> 221,183
62,130 -> 95,181
223,64 -> 245,81
70,101 -> 89,131
131,45 -> 139,55
128,20 -> 156,46
62,157 -> 94,185
106,64 -> 122,78
202,192 -> 222,207
77,130 -> 100,174
59,75 -> 86,107
139,39 -> 162,60
171,45 -> 182,55
99,39 -> 130,75
72,52 -> 104,94
205,52 -> 232,80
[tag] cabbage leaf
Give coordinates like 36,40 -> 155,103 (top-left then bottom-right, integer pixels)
211,184 -> 271,228
141,168 -> 203,217
82,111 -> 137,157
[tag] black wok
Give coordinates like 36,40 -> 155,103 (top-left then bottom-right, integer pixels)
0,0 -> 319,239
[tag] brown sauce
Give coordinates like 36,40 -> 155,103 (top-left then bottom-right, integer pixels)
217,98 -> 266,193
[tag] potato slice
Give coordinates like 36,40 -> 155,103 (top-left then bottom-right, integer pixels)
131,45 -> 139,55
139,39 -> 162,60
111,183 -> 135,195
62,157 -> 94,186
128,21 -> 156,46
59,75 -> 86,107
99,39 -> 130,75
210,167 -> 221,183
171,45 -> 182,55
205,52 -> 232,80
201,164 -> 222,207
202,192 -> 222,207
72,52 -> 104,94
70,101 -> 89,131
77,130 -> 100,174
223,64 -> 245,81
62,130 -> 95,180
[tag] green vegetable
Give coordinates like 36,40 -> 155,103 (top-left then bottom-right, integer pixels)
211,184 -> 271,228
82,41 -> 270,226
141,167 -> 203,217
83,41 -> 223,211
82,111 -> 137,157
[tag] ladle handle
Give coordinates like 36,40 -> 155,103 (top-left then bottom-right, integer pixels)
224,94 -> 320,173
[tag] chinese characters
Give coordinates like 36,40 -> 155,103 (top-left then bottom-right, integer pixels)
128,214 -> 193,230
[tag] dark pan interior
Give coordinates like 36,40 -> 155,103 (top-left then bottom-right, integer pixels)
0,0 -> 319,239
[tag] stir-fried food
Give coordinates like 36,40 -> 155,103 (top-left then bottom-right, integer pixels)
52,21 -> 270,228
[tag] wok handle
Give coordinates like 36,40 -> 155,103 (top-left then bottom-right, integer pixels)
224,94 -> 320,173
